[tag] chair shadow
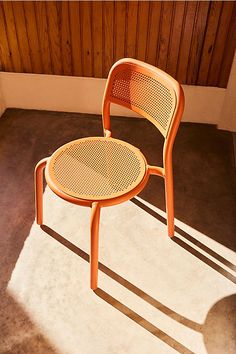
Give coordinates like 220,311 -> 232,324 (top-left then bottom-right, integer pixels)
131,198 -> 236,284
41,224 -> 200,354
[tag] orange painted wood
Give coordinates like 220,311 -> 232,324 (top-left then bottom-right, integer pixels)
23,1 -> 42,74
0,3 -> 13,71
69,1 -> 82,76
166,1 -> 185,78
92,1 -> 103,78
34,1 -> 52,74
218,2 -> 236,88
136,1 -> 149,61
12,1 -> 32,73
186,1 -> 210,84
146,2 -> 162,66
59,1 -> 73,76
46,1 -> 62,75
126,1 -> 138,58
157,1 -> 174,71
208,1 -> 235,86
176,1 -> 198,83
80,1 -> 93,77
103,1 -> 114,77
2,1 -> 22,72
197,1 -> 223,85
114,1 -> 126,62
0,1 -> 235,88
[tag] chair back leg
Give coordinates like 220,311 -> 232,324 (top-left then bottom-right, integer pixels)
34,158 -> 47,225
90,202 -> 101,290
164,169 -> 175,237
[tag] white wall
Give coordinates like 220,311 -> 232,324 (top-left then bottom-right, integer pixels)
0,60 -> 234,131
0,76 -> 6,116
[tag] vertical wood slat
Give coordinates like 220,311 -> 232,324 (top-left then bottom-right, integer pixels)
146,2 -> 162,67
34,1 -> 52,74
2,1 -> 22,72
59,1 -> 73,76
23,1 -> 42,74
136,1 -> 149,61
218,2 -> 236,88
176,1 -> 198,83
0,1 -> 235,87
197,1 -> 223,85
114,1 -> 126,62
166,1 -> 185,78
12,1 -> 32,73
46,1 -> 62,75
157,1 -> 174,71
92,1 -> 103,78
69,1 -> 82,76
208,1 -> 235,86
0,3 -> 13,71
103,1 -> 114,77
186,1 -> 210,85
80,1 -> 93,77
126,1 -> 138,58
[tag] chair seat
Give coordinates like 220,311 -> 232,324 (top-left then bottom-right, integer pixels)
46,137 -> 147,201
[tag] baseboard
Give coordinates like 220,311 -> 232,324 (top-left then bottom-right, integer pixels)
0,72 -> 226,127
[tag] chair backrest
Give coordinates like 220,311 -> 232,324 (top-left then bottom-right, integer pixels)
102,58 -> 184,146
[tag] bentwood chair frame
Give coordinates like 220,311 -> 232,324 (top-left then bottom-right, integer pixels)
35,58 -> 185,290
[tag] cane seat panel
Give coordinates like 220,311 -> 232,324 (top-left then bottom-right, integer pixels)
46,137 -> 146,201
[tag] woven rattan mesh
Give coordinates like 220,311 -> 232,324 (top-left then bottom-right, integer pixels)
111,69 -> 174,133
48,138 -> 146,200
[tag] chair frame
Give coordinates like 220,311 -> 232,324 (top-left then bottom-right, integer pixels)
35,58 -> 184,290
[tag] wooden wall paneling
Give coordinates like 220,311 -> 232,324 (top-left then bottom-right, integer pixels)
92,1 -> 102,78
103,1 -> 114,77
136,1 -> 149,61
208,1 -> 235,86
197,1 -> 223,85
2,1 -> 22,72
157,1 -> 174,71
0,0 -> 235,87
69,1 -> 82,76
114,1 -> 126,62
80,1 -> 93,77
146,1 -> 161,67
126,1 -> 138,58
23,1 -> 42,74
176,1 -> 197,83
46,1 -> 62,75
0,3 -> 13,71
186,1 -> 210,84
218,2 -> 236,88
34,1 -> 52,74
12,1 -> 32,73
166,1 -> 185,77
59,1 -> 73,75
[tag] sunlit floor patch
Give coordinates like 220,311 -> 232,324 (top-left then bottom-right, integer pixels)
7,187 -> 236,354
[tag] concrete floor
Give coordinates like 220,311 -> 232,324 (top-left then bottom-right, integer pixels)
0,108 -> 235,354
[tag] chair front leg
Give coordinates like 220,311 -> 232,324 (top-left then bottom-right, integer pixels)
34,158 -> 48,225
90,202 -> 101,290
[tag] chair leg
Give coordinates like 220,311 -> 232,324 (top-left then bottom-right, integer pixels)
164,170 -> 175,238
90,202 -> 101,290
34,158 -> 47,225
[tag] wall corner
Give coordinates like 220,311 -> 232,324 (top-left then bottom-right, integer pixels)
218,51 -> 236,132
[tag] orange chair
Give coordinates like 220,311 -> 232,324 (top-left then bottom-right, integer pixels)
35,58 -> 184,290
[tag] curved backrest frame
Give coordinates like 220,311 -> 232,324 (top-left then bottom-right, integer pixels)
102,58 -> 185,169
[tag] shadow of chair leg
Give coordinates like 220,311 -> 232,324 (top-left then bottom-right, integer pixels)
131,198 -> 236,284
94,288 -> 195,354
40,225 -> 202,334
